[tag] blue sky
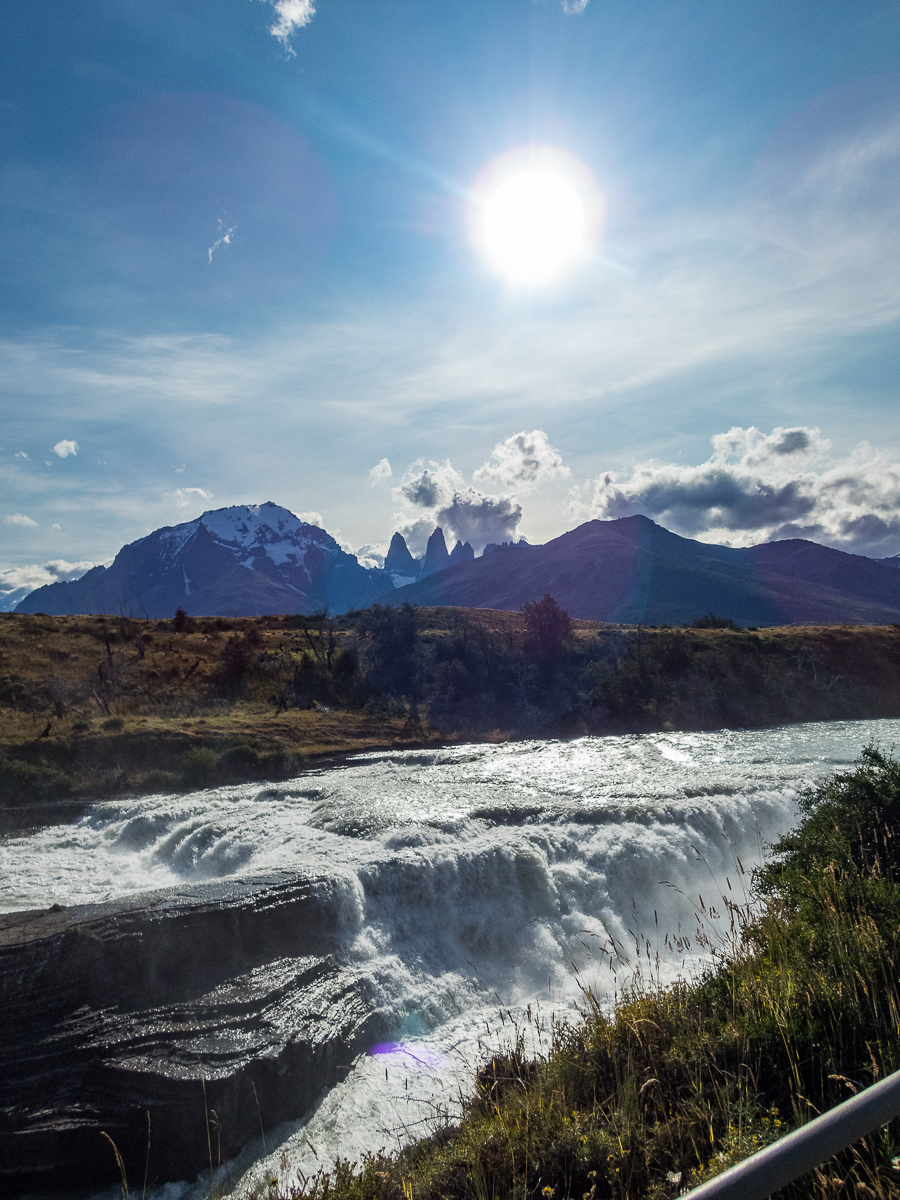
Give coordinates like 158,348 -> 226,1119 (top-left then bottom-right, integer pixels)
2,0 -> 900,600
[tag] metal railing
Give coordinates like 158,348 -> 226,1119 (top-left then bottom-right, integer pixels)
682,1067 -> 900,1199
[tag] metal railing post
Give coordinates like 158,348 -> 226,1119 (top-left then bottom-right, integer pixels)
681,1067 -> 900,1199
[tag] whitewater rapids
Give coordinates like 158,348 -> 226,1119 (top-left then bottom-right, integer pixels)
3,718 -> 896,1199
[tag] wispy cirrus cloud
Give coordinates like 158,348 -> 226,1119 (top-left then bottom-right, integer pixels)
208,218 -> 235,264
169,487 -> 213,509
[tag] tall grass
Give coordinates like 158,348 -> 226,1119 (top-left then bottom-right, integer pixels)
255,747 -> 900,1200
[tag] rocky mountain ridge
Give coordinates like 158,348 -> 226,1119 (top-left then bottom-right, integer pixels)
391,515 -> 900,627
13,505 -> 900,626
15,503 -> 393,619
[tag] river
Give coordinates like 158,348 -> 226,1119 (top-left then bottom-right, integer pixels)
3,718 -> 897,1199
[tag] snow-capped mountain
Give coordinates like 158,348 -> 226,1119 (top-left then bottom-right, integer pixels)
16,503 -> 394,618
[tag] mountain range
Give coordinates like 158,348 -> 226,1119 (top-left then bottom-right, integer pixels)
14,503 -> 393,619
391,516 -> 900,626
14,502 -> 900,626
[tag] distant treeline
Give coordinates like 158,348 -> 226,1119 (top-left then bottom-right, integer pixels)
281,599 -> 900,736
2,603 -> 900,805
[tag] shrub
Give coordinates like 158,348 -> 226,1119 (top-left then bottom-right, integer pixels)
362,602 -> 421,699
181,746 -> 218,786
690,611 -> 742,630
216,635 -> 255,694
0,758 -> 73,803
520,594 -> 573,658
219,742 -> 262,776
142,768 -> 179,791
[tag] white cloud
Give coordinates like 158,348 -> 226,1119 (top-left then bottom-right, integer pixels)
15,450 -> 29,460
45,558 -> 107,580
369,457 -> 392,484
52,439 -> 78,458
267,0 -> 315,52
474,429 -> 569,492
436,488 -> 523,550
391,459 -> 523,553
574,426 -> 900,557
0,557 -> 110,611
395,459 -> 466,513
4,513 -> 37,527
354,542 -> 386,570
561,0 -> 588,12
296,510 -> 324,527
208,218 -> 235,264
169,487 -> 213,509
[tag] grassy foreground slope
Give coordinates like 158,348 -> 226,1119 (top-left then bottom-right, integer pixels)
257,748 -> 900,1200
1,606 -> 899,806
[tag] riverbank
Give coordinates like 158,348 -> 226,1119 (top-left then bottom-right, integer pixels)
2,608 -> 899,808
255,746 -> 900,1200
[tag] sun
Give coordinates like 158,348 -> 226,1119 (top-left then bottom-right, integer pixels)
469,146 -> 602,287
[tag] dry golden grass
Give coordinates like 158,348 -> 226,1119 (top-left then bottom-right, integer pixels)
2,609 -> 899,807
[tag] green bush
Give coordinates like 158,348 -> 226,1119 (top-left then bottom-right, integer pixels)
0,758 -> 73,803
219,742 -> 262,776
181,746 -> 219,786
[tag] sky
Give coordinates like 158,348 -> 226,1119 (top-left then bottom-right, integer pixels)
2,0 -> 900,603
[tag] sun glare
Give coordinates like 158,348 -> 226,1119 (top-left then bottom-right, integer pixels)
469,147 -> 602,287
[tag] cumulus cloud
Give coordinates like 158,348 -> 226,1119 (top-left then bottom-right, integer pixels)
369,457 -> 392,484
52,440 -> 78,458
354,543 -> 386,570
15,451 -> 29,460
436,489 -> 523,549
267,0 -> 315,51
169,487 -> 213,509
296,510 -> 323,527
397,459 -> 466,513
474,429 -> 569,492
392,458 -> 523,553
0,559 -> 109,608
574,426 -> 900,557
4,513 -> 38,527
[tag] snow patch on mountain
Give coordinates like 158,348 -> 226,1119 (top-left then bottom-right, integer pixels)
15,502 -> 396,618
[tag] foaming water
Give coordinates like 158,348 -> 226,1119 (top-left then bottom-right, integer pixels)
5,719 -> 895,1199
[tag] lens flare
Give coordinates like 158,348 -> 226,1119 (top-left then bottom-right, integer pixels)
469,146 -> 603,287
368,1041 -> 447,1070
